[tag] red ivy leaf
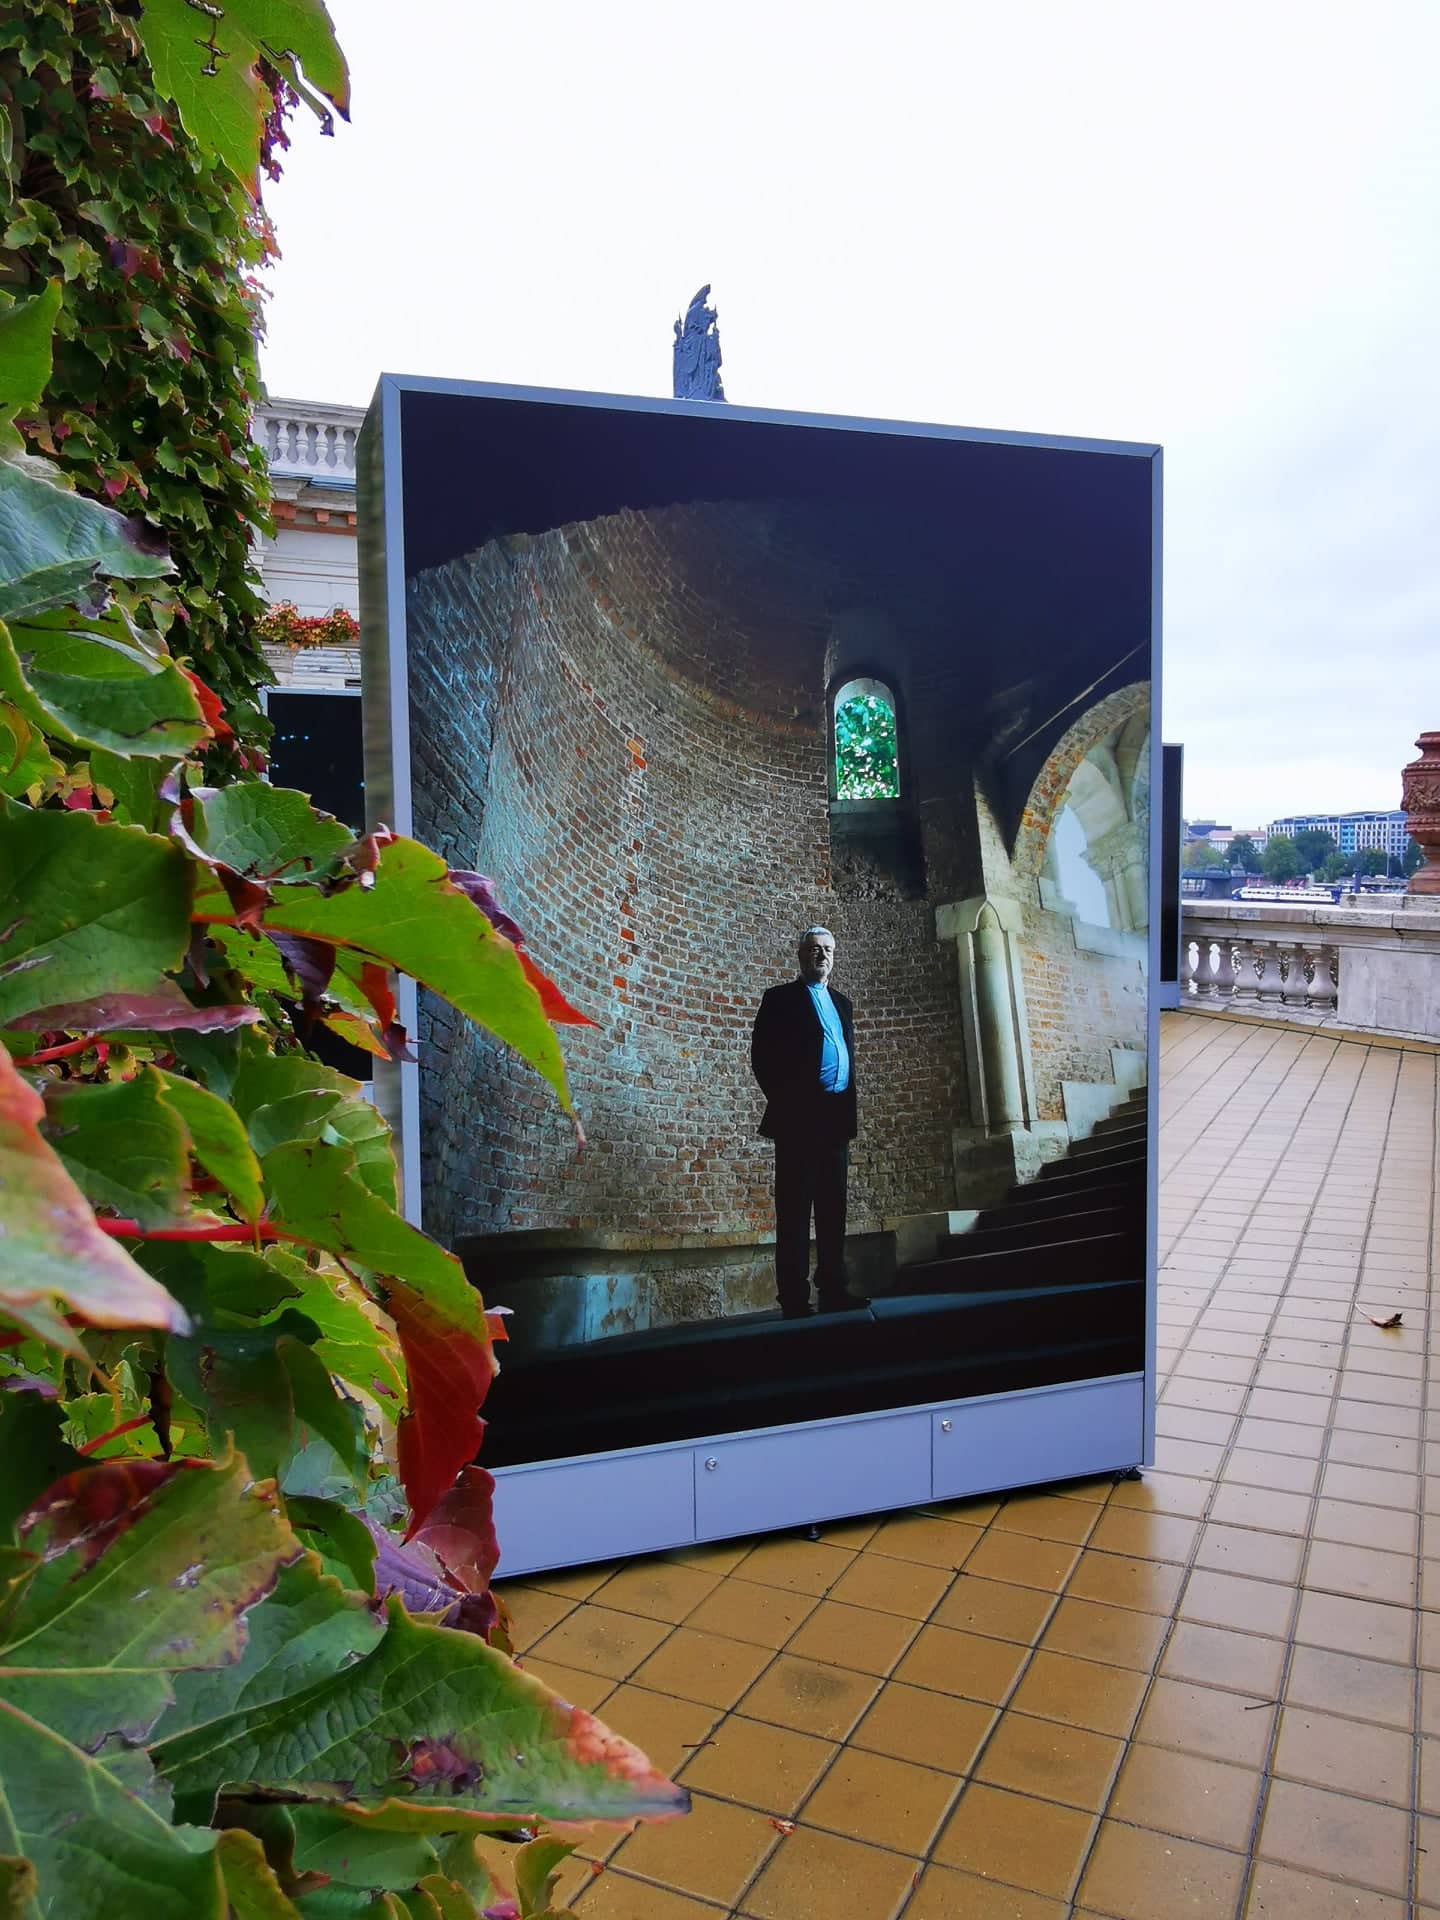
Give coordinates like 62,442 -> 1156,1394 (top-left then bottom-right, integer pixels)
517,947 -> 597,1028
385,1276 -> 497,1539
183,668 -> 233,742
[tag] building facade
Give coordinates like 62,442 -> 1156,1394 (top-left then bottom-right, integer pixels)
1269,809 -> 1413,860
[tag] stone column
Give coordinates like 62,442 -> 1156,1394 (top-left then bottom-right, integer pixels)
973,903 -> 1025,1128
1082,821 -> 1147,933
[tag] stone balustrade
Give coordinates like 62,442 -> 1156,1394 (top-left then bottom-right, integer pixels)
1181,899 -> 1440,1042
253,398 -> 365,482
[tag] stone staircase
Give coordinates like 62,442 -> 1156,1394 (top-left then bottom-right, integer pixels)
894,1088 -> 1147,1296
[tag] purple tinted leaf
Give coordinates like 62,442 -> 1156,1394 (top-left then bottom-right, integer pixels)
268,932 -> 337,1006
22,984 -> 261,1033
448,871 -> 525,945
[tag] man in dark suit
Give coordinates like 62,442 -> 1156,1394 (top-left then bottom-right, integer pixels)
750,927 -> 865,1319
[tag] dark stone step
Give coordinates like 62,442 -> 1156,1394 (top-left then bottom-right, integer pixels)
1092,1105 -> 1149,1136
897,1231 -> 1136,1296
1071,1122 -> 1148,1158
939,1204 -> 1134,1258
1004,1157 -> 1144,1210
1039,1138 -> 1146,1179
997,1177 -> 1141,1224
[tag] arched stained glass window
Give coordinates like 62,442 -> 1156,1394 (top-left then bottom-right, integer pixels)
833,676 -> 900,798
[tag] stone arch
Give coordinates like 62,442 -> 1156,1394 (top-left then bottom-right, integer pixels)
1011,680 -> 1151,886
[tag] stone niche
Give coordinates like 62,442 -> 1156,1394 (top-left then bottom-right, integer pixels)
405,489 -> 1151,1350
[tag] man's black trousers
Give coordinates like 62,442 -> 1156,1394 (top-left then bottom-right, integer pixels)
772,1130 -> 849,1312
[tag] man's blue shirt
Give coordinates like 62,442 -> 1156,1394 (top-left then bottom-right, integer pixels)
806,980 -> 850,1093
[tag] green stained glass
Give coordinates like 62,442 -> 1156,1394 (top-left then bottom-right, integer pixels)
835,691 -> 899,798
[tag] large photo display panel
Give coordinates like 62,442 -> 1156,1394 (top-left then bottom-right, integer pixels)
363,380 -> 1159,1534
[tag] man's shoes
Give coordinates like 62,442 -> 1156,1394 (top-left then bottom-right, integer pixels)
817,1291 -> 869,1314
779,1301 -> 815,1320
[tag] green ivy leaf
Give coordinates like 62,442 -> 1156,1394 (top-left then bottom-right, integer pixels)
191,782 -> 353,881
0,802 -> 193,1028
43,1066 -> 192,1227
0,458 -> 169,622
284,1496 -> 377,1596
0,280 -> 62,453
0,1448 -> 297,1751
154,1599 -> 689,1830
136,0 -> 349,190
260,1249 -> 406,1408
0,1043 -> 190,1354
0,700 -> 61,797
1,609 -> 209,757
155,1065 -> 264,1223
156,1553 -> 382,1748
212,838 -> 572,1114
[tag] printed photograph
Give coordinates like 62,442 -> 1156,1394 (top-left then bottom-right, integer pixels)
387,391 -> 1155,1464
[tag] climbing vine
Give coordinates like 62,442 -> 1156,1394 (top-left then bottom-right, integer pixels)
0,8 -> 684,1916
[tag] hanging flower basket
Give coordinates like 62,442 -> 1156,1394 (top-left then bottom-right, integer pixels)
256,599 -> 360,649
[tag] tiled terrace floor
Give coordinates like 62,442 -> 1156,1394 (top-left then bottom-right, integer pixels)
496,1011 -> 1440,1919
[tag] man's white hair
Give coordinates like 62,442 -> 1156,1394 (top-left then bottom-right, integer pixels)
796,925 -> 835,950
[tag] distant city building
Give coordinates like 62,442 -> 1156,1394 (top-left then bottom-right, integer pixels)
1268,810 -> 1412,860
1207,826 -> 1268,854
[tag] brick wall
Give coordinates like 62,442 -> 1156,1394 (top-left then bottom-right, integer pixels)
406,507 -> 963,1246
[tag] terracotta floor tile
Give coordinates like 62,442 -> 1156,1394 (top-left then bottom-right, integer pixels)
573,1868 -> 730,1919
1294,1589 -> 1416,1665
1110,1469 -> 1213,1517
1007,1649 -> 1146,1736
973,1711 -> 1122,1812
1086,1507 -> 1201,1563
734,1536 -> 856,1596
1328,1428 -> 1422,1474
631,1627 -> 773,1709
1152,1435 -> 1227,1477
865,1512 -> 982,1569
1242,1861 -> 1410,1917
921,1493 -> 1004,1526
799,1746 -> 957,1853
1157,1403 -> 1239,1445
528,1604 -> 673,1680
1041,1595 -> 1168,1672
1078,1818 -> 1247,1918
492,1583 -> 577,1651
782,1599 -> 920,1677
524,1562 -> 617,1601
904,1864 -> 1067,1920
890,1622 -> 1029,1704
1161,1622 -> 1287,1697
850,1680 -> 995,1772
685,1578 -> 819,1648
1312,1497 -> 1419,1554
594,1561 -> 721,1624
591,1684 -> 721,1777
992,1492 -> 1101,1544
741,1825 -> 917,1920
824,1551 -> 954,1621
819,1515 -> 882,1550
1066,1548 -> 1185,1615
1134,1675 -> 1277,1766
1272,1705 -> 1412,1804
1194,1522 -> 1305,1584
1163,1376 -> 1248,1415
1420,1812 -> 1440,1907
736,1655 -> 879,1742
677,1714 -> 834,1816
610,1790 -> 777,1907
1284,1645 -> 1415,1729
1258,1779 -> 1411,1895
1234,1417 -> 1327,1459
1321,1462 -> 1420,1511
517,1655 -> 616,1713
1209,1482 -> 1314,1534
933,1781 -> 1095,1899
1222,1447 -> 1322,1495
1181,1568 -> 1296,1638
932,1574 -> 1059,1645
1422,1734 -> 1440,1814
963,1530 -> 1082,1594
1305,1538 -> 1417,1605
1109,1743 -> 1262,1848
664,1539 -> 754,1575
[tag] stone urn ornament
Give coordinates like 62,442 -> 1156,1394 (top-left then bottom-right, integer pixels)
1401,731 -> 1440,895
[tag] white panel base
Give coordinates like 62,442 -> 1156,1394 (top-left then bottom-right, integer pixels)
490,1373 -> 1145,1578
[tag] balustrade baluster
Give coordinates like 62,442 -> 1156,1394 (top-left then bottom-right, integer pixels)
1281,941 -> 1311,1009
1213,940 -> 1237,1000
1308,945 -> 1339,1015
1255,940 -> 1285,1006
1231,939 -> 1260,1005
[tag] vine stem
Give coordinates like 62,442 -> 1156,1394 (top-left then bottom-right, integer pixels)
14,1035 -> 100,1064
78,1414 -> 152,1455
98,1218 -> 295,1244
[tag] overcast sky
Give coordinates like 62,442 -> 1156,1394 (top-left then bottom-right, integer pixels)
260,1 -> 1439,830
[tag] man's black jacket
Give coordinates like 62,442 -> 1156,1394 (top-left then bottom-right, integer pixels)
750,978 -> 858,1142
